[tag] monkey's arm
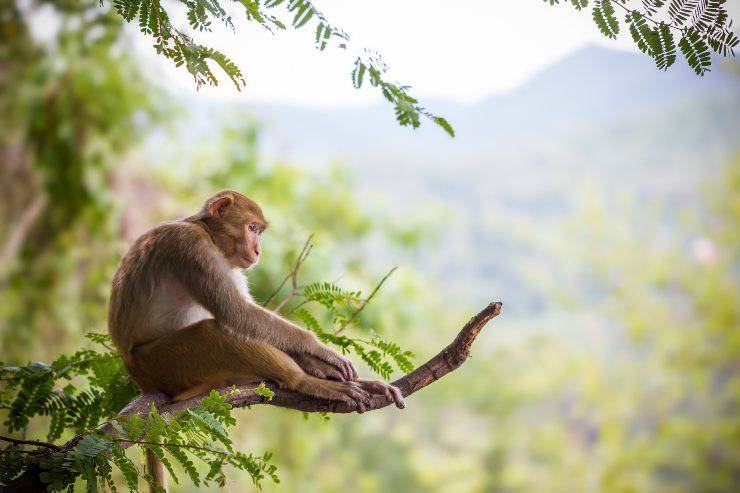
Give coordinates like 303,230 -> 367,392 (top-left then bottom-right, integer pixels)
171,226 -> 357,380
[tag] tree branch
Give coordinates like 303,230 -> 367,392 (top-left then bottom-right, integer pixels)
334,266 -> 397,335
0,435 -> 62,453
264,235 -> 313,311
2,301 -> 502,492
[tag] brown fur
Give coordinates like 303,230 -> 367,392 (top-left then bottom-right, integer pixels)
108,190 -> 404,404
108,190 -> 404,492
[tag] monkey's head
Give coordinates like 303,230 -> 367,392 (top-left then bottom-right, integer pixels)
201,190 -> 268,269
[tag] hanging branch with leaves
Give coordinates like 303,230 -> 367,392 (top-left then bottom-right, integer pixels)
92,0 -> 455,136
28,0 -> 735,138
547,0 -> 737,75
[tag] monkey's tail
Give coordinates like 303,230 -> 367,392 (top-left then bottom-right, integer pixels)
146,447 -> 168,492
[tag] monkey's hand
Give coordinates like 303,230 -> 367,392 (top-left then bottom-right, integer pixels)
290,352 -> 345,381
309,341 -> 358,382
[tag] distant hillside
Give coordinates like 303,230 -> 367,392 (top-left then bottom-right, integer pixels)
178,45 -> 740,313
185,45 -> 737,165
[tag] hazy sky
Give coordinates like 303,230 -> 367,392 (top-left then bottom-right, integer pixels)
132,0 -> 727,107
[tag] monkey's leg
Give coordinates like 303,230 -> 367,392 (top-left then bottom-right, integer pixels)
132,320 -> 371,410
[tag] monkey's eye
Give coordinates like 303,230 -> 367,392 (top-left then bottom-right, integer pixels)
248,223 -> 258,233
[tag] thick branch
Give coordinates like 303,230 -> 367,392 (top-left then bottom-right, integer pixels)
2,302 -> 501,492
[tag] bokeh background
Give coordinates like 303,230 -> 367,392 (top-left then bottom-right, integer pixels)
2,0 -> 739,491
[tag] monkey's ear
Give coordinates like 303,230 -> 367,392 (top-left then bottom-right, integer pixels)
208,194 -> 233,217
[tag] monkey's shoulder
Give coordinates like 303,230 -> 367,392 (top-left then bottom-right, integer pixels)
113,221 -> 210,284
128,221 -> 212,257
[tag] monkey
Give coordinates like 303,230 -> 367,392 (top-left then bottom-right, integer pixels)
108,189 -> 406,405
108,190 -> 405,489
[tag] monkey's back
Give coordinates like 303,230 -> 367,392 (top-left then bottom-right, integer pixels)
108,221 -> 214,361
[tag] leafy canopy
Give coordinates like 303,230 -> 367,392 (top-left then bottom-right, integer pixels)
103,0 -> 454,136
548,0 -> 737,76
98,0 -> 737,136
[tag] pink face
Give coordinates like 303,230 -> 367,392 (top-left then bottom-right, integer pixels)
236,220 -> 265,269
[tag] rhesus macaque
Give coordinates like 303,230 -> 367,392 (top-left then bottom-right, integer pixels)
108,190 -> 404,408
109,191 -> 404,490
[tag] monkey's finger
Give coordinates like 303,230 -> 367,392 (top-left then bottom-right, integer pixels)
324,366 -> 344,382
342,360 -> 358,381
314,360 -> 344,381
346,363 -> 357,382
308,368 -> 327,379
381,386 -> 393,402
350,360 -> 359,381
347,385 -> 370,403
338,395 -> 356,408
329,358 -> 348,381
389,385 -> 405,409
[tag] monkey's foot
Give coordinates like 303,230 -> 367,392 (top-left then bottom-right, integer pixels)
296,378 -> 371,413
359,380 -> 405,410
332,380 -> 373,413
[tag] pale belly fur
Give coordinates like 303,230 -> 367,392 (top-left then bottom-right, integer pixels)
143,269 -> 252,340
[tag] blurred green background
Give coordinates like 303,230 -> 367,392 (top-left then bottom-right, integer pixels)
1,1 -> 738,491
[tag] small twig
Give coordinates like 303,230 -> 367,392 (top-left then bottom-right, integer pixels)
0,194 -> 47,280
264,235 -> 313,310
286,299 -> 309,315
0,435 -> 63,452
98,341 -> 115,352
334,266 -> 397,335
112,438 -> 232,456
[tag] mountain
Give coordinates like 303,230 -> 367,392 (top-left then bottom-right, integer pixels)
178,45 -> 740,312
197,45 -> 737,165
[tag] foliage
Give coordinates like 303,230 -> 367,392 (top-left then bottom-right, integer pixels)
0,334 -> 277,490
0,0 -> 163,358
1,333 -> 138,439
34,0 -> 735,138
547,0 -> 738,75
257,239 -> 416,380
293,304 -> 415,380
0,236 -> 413,488
96,0 -> 454,136
481,156 -> 740,492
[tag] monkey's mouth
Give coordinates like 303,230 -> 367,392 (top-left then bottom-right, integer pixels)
240,256 -> 258,268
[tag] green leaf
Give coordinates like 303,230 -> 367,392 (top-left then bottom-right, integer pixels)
655,22 -> 677,69
166,445 -> 201,486
668,0 -> 699,26
110,447 -> 140,492
642,0 -> 665,15
433,117 -> 455,137
706,25 -> 739,56
628,12 -> 660,57
255,382 -> 275,400
74,435 -> 112,458
679,28 -> 712,75
592,0 -> 619,39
